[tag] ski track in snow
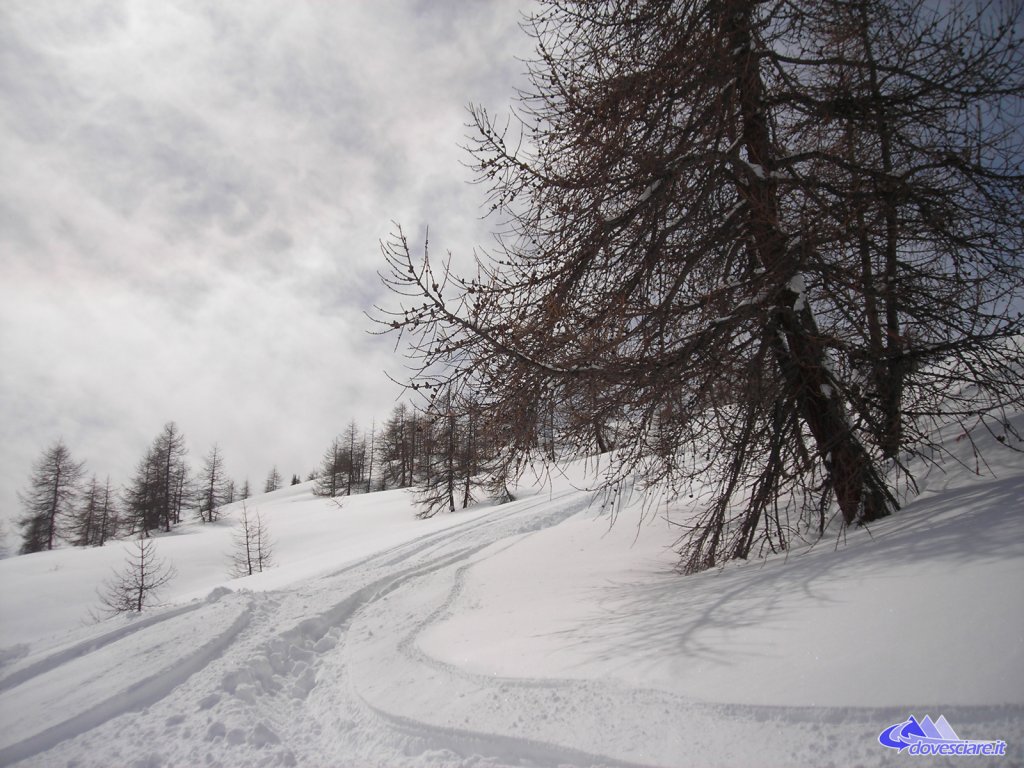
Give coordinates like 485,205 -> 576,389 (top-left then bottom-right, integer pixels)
0,600 -> 208,695
0,597 -> 252,766
0,489 -> 618,767
2,485 -> 1021,768
345,511 -> 1022,768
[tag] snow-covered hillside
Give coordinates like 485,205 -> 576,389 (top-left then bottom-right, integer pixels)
0,418 -> 1021,767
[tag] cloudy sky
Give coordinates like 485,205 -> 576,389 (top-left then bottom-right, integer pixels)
0,0 -> 535,540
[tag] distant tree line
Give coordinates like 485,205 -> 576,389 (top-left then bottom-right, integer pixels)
14,422 -> 293,555
15,398 -> 546,555
310,393 -> 591,517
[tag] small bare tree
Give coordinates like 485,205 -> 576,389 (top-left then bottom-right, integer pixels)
71,474 -> 118,547
17,439 -> 85,553
264,466 -> 282,494
196,443 -> 230,523
314,436 -> 344,498
230,502 -> 273,577
96,538 -> 176,616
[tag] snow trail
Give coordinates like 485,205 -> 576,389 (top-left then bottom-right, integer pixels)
2,457 -> 1021,767
0,599 -> 207,694
3,487 -> 607,767
0,597 -> 251,765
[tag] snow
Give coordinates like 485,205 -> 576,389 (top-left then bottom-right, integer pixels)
0,419 -> 1022,767
637,178 -> 661,203
737,158 -> 766,180
420,482 -> 1023,709
789,272 -> 807,312
603,179 -> 664,222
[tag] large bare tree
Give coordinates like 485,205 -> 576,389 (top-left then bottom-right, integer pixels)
376,0 -> 1023,570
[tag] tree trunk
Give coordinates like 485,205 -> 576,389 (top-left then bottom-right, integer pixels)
726,0 -> 891,525
47,463 -> 62,550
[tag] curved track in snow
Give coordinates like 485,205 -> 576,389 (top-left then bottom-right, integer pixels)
2,486 -> 1020,768
2,489 -> 637,768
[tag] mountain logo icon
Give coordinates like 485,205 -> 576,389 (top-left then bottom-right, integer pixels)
879,715 -> 1007,757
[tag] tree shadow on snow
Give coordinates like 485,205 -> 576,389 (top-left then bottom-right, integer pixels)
549,472 -> 1022,675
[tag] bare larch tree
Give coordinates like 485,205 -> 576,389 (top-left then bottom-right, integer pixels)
17,439 -> 85,553
230,501 -> 274,577
196,444 -> 230,523
96,537 -> 176,615
375,0 -> 1023,571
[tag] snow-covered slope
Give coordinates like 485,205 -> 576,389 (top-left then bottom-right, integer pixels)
0,420 -> 1021,767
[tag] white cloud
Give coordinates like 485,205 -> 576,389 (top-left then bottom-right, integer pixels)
0,0 -> 536,535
